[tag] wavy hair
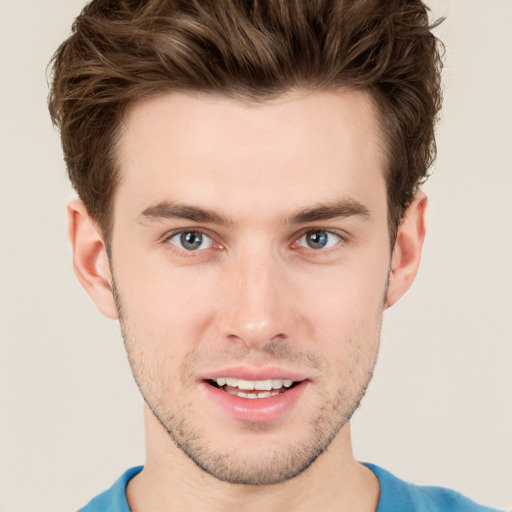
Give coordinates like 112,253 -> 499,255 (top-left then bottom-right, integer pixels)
48,0 -> 444,244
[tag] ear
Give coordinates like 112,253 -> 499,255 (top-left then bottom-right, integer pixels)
385,192 -> 427,308
67,198 -> 119,319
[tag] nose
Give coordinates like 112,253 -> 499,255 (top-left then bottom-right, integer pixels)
217,248 -> 292,350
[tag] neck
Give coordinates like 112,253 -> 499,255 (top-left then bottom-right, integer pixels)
126,406 -> 379,512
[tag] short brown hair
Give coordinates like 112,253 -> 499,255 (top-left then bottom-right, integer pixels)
48,0 -> 443,245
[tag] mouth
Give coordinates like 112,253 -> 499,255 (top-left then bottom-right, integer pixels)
201,368 -> 310,422
207,377 -> 300,399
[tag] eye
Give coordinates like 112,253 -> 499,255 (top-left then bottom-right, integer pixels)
297,230 -> 341,250
168,230 -> 213,251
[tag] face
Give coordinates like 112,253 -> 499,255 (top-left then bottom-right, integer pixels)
108,90 -> 391,484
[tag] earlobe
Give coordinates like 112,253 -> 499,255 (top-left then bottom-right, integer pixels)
67,199 -> 119,319
385,192 -> 427,308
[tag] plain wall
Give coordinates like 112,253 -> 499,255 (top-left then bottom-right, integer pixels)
0,1 -> 510,511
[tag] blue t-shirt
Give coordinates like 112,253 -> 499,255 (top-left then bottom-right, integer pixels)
77,463 -> 504,512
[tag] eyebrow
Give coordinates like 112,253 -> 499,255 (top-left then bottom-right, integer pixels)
138,198 -> 370,226
286,199 -> 371,224
139,202 -> 231,225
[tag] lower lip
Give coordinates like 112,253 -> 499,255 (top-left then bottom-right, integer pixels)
202,381 -> 308,423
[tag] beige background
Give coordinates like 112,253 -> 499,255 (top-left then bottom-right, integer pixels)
0,1 -> 511,511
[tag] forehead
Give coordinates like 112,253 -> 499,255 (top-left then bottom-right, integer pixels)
115,89 -> 387,223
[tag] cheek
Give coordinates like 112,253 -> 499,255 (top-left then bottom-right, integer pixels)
298,261 -> 386,369
112,259 -> 215,367
301,262 -> 387,330
122,288 -> 210,358
115,242 -> 217,321
114,263 -> 246,403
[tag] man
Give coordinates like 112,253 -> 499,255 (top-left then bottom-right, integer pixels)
47,1 -> 503,511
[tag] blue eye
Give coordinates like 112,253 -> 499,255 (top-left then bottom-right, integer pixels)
168,231 -> 213,251
298,230 -> 340,250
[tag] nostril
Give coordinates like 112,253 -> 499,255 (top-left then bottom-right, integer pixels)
224,331 -> 288,350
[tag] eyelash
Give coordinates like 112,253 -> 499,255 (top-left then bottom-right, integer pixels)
293,230 -> 342,251
162,228 -> 346,258
164,230 -> 220,258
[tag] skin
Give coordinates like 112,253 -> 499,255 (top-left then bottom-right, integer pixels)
68,89 -> 426,512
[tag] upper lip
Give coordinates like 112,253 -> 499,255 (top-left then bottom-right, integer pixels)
199,365 -> 314,382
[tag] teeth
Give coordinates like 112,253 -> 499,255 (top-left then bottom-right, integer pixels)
238,380 -> 256,390
214,377 -> 295,390
224,388 -> 282,399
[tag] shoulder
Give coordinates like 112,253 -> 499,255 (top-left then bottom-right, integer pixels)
76,466 -> 143,512
365,463 -> 505,512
